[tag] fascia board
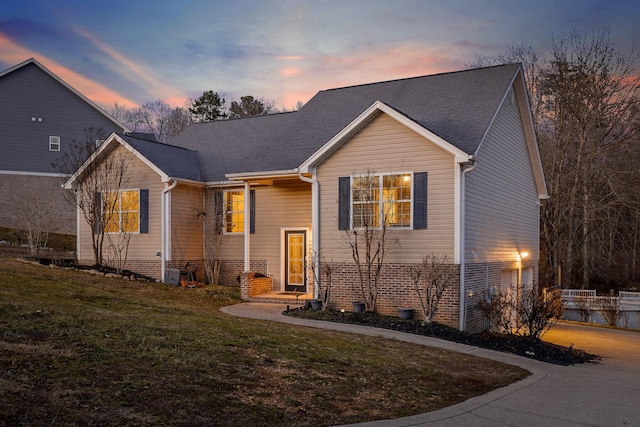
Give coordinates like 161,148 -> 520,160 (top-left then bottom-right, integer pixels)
514,72 -> 549,199
225,169 -> 300,181
63,133 -> 169,188
63,132 -> 119,189
473,67 -> 548,199
115,135 -> 170,182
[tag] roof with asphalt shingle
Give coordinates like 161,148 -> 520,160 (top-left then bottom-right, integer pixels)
168,64 -> 521,182
119,133 -> 204,182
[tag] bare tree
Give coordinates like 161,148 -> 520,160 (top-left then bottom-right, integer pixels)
573,295 -> 591,323
196,188 -> 226,284
477,286 -> 563,339
103,189 -> 139,274
518,287 -> 564,339
165,106 -> 193,142
598,296 -> 621,327
476,289 -> 517,334
310,251 -> 333,310
342,171 -> 393,311
108,101 -> 192,143
127,100 -> 173,143
58,141 -> 131,267
469,30 -> 640,288
274,100 -> 305,113
410,254 -> 457,325
11,192 -> 57,257
539,30 -> 640,287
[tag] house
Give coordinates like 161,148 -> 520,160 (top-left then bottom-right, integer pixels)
64,64 -> 547,332
0,58 -> 127,235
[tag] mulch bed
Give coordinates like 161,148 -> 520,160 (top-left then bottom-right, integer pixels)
286,307 -> 600,366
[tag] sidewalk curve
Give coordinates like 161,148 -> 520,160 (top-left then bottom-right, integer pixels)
221,303 -> 640,426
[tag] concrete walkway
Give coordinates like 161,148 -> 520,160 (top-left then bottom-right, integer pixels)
221,303 -> 640,426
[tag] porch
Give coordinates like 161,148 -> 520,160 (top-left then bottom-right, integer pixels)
240,271 -> 313,305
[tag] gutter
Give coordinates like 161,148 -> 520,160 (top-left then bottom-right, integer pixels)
161,179 -> 178,282
459,158 -> 476,331
298,169 -> 319,299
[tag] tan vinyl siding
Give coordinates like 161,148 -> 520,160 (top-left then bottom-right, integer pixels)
210,181 -> 311,289
78,145 -> 163,267
317,112 -> 456,263
465,86 -> 540,262
170,184 -> 204,261
251,180 -> 311,288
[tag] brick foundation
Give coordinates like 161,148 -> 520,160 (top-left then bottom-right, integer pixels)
317,259 -> 538,332
240,272 -> 274,298
218,260 -> 268,286
322,261 -> 461,329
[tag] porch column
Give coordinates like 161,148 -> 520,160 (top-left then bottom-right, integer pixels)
244,181 -> 251,272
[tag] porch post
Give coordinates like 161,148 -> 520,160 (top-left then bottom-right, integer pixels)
244,181 -> 251,272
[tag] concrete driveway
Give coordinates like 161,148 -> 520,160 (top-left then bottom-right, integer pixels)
221,304 -> 640,426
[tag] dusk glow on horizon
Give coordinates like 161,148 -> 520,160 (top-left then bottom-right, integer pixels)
1,0 -> 638,110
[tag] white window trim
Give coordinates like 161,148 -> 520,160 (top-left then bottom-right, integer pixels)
49,136 -> 60,151
223,189 -> 245,235
351,171 -> 414,230
104,188 -> 141,234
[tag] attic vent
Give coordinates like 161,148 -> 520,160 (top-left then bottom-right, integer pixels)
96,139 -> 104,148
509,87 -> 515,104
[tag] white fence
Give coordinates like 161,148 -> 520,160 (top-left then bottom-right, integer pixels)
559,289 -> 640,329
561,289 -> 640,310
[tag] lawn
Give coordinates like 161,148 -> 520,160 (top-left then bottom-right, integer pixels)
0,251 -> 528,426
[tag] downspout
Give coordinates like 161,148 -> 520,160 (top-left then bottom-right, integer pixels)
161,179 -> 177,282
459,158 -> 476,331
244,181 -> 251,272
299,169 -> 319,298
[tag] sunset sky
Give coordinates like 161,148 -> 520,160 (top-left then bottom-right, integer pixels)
1,0 -> 638,110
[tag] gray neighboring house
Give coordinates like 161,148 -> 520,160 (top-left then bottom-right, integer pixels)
0,58 -> 127,235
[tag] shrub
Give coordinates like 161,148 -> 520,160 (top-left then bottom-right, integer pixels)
476,286 -> 564,339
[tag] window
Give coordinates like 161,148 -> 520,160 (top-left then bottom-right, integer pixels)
352,173 -> 412,228
224,190 -> 245,233
104,190 -> 140,233
49,136 -> 60,151
339,172 -> 427,230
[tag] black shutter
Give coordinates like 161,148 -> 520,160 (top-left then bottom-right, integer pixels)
250,189 -> 255,234
139,189 -> 149,234
338,176 -> 351,230
413,172 -> 427,229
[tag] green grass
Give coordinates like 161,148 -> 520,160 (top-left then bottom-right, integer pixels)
0,256 -> 528,426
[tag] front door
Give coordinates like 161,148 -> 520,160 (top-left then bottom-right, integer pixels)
284,230 -> 307,292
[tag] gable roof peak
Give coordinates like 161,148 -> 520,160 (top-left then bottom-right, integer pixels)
0,57 -> 128,132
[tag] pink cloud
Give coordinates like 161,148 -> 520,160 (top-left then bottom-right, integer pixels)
72,27 -> 187,107
280,67 -> 303,77
270,43 -> 466,108
0,32 -> 138,108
